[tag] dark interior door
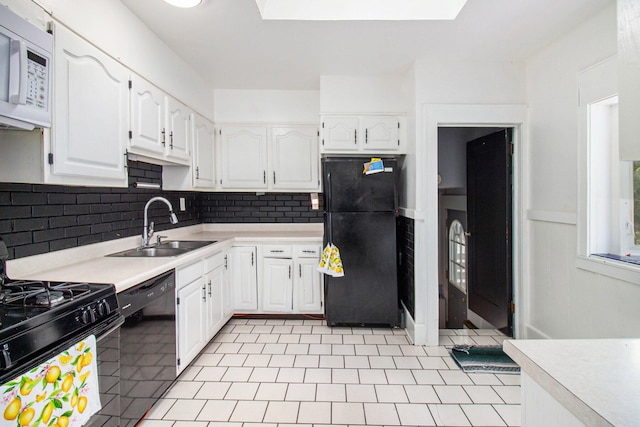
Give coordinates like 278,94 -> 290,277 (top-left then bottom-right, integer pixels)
467,129 -> 513,336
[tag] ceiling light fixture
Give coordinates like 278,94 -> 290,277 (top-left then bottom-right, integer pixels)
164,0 -> 203,8
255,0 -> 468,21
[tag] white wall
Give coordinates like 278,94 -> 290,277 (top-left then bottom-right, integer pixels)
0,0 -> 214,119
524,3 -> 640,339
214,90 -> 319,123
320,75 -> 407,114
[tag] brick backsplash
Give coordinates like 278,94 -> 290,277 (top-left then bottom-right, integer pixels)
201,192 -> 324,223
0,161 -> 323,260
397,216 -> 415,319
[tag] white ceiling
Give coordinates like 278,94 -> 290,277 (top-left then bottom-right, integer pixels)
120,0 -> 614,90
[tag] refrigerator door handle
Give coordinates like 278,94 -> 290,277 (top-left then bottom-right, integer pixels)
326,172 -> 332,211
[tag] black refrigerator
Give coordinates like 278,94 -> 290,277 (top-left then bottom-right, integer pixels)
322,157 -> 401,327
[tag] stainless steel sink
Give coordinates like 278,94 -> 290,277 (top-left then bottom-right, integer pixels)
156,240 -> 217,250
106,241 -> 216,257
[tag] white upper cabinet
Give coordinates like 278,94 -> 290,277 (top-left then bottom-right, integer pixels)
166,97 -> 191,164
219,126 -> 268,189
219,125 -> 319,192
129,75 -> 192,166
321,115 -> 406,154
320,116 -> 359,151
130,76 -> 165,156
272,127 -> 320,190
50,25 -> 129,187
192,115 -> 216,189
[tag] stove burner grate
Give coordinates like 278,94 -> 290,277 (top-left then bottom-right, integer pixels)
0,281 -> 92,308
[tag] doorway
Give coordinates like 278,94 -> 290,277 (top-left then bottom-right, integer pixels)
438,127 -> 514,337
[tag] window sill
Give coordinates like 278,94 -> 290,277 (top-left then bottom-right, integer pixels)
576,254 -> 640,285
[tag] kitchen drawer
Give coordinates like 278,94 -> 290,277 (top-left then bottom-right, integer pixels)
262,245 -> 292,258
176,260 -> 204,288
294,245 -> 321,258
205,251 -> 226,272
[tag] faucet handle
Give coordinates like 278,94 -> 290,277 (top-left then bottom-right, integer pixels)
148,221 -> 155,238
157,235 -> 168,245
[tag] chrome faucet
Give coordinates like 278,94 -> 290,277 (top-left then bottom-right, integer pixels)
142,197 -> 178,247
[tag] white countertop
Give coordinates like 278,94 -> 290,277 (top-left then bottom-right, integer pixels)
6,223 -> 323,293
504,338 -> 640,427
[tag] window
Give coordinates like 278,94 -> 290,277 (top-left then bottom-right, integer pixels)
448,220 -> 466,292
586,97 -> 639,261
578,57 -> 640,282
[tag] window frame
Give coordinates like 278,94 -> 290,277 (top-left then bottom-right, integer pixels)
448,219 -> 467,293
577,57 -> 640,285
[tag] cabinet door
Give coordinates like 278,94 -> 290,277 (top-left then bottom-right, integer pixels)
205,265 -> 224,340
272,127 -> 319,190
177,277 -> 206,372
130,76 -> 165,156
193,115 -> 216,189
165,97 -> 191,164
222,252 -> 233,316
321,117 -> 358,152
263,258 -> 294,312
231,246 -> 258,311
52,25 -> 128,187
295,258 -> 323,313
220,127 -> 268,189
360,116 -> 400,151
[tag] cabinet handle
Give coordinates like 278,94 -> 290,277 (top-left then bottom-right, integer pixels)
224,255 -> 228,269
208,280 -> 212,297
251,252 -> 254,266
196,166 -> 200,179
299,264 -> 302,277
202,284 -> 206,301
354,129 -> 357,144
263,170 -> 266,184
161,129 -> 166,146
365,128 -> 368,144
302,250 -> 315,254
170,131 -> 174,149
289,265 -> 291,279
273,171 -> 276,184
271,250 -> 284,253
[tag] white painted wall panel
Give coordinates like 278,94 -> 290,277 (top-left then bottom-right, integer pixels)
214,90 -> 320,123
320,75 -> 407,114
523,3 -> 640,339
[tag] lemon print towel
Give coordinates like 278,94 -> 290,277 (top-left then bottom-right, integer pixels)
317,243 -> 344,277
0,335 -> 101,427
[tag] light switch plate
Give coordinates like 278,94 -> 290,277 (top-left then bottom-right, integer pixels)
179,197 -> 186,211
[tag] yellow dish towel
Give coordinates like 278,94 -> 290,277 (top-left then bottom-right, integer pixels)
318,243 -> 345,277
0,335 -> 102,427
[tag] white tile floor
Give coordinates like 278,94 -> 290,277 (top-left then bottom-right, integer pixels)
141,319 -> 520,427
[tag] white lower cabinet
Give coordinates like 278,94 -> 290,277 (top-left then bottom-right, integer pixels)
175,249 -> 231,373
176,274 -> 206,373
260,244 -> 323,313
263,258 -> 294,312
221,252 -> 234,317
232,246 -> 258,311
296,257 -> 323,312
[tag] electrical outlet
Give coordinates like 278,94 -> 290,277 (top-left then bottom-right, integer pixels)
179,197 -> 186,211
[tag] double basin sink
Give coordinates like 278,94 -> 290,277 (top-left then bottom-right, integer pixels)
107,240 -> 217,257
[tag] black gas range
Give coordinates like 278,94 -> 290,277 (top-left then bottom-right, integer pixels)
0,240 -> 123,386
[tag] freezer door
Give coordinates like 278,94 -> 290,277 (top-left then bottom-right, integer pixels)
324,211 -> 400,327
323,158 -> 397,212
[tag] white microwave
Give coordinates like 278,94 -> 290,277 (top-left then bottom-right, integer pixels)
0,6 -> 52,130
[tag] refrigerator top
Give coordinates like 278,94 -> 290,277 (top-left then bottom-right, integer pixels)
322,157 -> 398,213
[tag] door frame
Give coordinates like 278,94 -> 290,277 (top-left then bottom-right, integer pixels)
411,104 -> 528,346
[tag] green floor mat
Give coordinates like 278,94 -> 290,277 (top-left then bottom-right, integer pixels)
449,345 -> 520,374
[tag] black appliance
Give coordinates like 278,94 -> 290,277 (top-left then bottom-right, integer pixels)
322,157 -> 401,327
0,239 -> 124,426
119,271 -> 176,427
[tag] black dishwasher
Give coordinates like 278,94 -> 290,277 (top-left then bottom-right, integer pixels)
118,271 -> 176,427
